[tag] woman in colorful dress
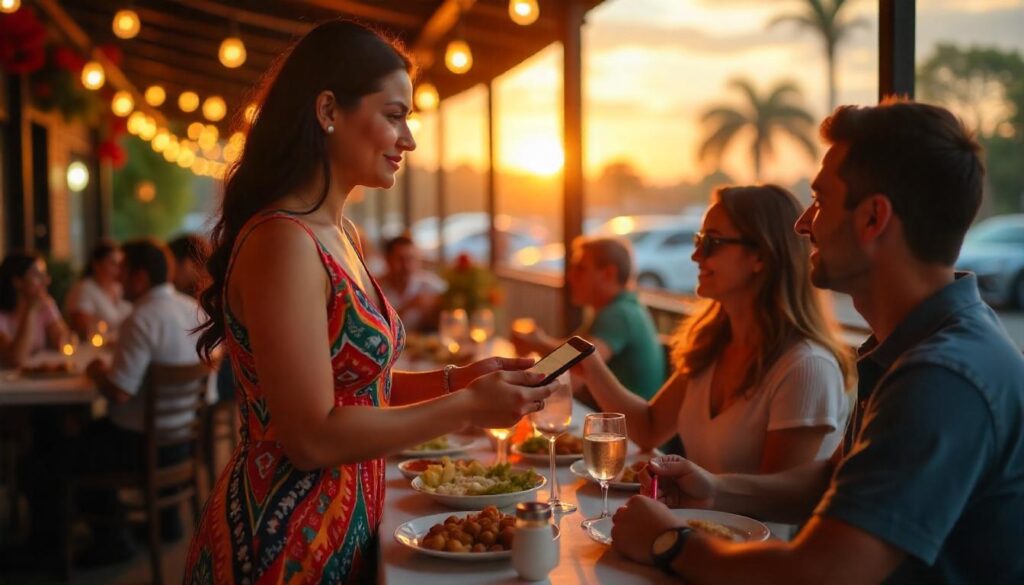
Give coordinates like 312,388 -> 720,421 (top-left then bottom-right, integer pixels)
184,20 -> 557,584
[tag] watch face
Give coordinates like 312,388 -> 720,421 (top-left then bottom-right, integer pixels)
653,529 -> 679,556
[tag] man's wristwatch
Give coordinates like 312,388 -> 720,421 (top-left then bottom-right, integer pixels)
651,526 -> 693,575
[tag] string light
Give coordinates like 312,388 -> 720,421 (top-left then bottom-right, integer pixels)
144,85 -> 166,107
136,181 -> 156,203
407,112 -> 422,135
81,61 -> 105,90
127,111 -> 146,134
219,36 -> 246,68
139,116 -> 157,140
202,96 -> 226,122
0,0 -> 21,14
67,162 -> 89,192
178,91 -> 199,113
445,39 -> 473,74
414,82 -> 439,112
112,9 -> 141,39
187,122 -> 204,141
508,0 -> 539,26
111,91 -> 134,117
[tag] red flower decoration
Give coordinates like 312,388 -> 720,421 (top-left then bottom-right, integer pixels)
98,139 -> 126,169
53,46 -> 85,73
0,7 -> 47,75
454,253 -> 473,271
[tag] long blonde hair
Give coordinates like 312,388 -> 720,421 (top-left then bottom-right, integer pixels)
671,185 -> 854,393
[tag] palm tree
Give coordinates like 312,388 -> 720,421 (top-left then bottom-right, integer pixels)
770,0 -> 867,112
698,79 -> 817,181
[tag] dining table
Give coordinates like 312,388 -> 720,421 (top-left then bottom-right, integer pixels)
381,332 -> 678,584
0,347 -> 107,408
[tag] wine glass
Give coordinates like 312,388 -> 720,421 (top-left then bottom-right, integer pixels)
484,425 -> 514,466
469,308 -> 495,344
581,412 -> 627,529
529,373 -> 575,513
439,309 -> 469,355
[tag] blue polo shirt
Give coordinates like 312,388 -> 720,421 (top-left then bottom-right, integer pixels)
815,274 -> 1024,584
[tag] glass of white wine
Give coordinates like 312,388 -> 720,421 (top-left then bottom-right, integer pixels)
529,374 -> 576,513
484,425 -> 514,466
581,412 -> 627,529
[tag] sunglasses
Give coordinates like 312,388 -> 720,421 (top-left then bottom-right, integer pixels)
693,231 -> 756,257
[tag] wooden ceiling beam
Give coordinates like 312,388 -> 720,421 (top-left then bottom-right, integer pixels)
164,0 -> 311,35
122,56 -> 253,95
129,6 -> 294,54
290,0 -> 422,29
115,42 -> 262,86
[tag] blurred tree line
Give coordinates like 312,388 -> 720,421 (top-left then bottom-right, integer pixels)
918,44 -> 1024,216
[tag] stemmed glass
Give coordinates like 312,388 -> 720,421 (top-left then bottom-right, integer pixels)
484,425 -> 514,466
581,413 -> 627,529
529,374 -> 576,513
439,309 -> 468,355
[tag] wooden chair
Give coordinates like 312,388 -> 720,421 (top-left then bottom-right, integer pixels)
61,362 -> 213,584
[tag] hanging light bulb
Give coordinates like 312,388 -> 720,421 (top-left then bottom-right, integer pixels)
81,61 -> 105,90
0,0 -> 21,14
187,122 -> 205,141
139,116 -> 157,140
151,129 -> 170,152
407,112 -> 422,135
178,91 -> 199,113
67,162 -> 90,192
414,82 -> 440,112
136,181 -> 156,203
219,36 -> 246,68
144,85 -> 166,107
110,91 -> 134,117
508,0 -> 539,26
202,95 -> 226,122
127,111 -> 146,134
445,39 -> 473,74
112,9 -> 141,39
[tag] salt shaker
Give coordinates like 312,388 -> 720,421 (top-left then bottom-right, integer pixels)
511,502 -> 559,581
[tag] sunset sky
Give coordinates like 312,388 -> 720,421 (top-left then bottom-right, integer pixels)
410,0 -> 1024,188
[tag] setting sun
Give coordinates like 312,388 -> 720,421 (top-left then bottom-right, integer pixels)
505,137 -> 564,176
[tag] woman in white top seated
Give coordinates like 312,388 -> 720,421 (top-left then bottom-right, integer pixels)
578,185 -> 854,504
65,240 -> 132,340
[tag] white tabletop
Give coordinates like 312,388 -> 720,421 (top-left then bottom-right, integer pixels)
379,401 -> 675,585
0,348 -> 107,407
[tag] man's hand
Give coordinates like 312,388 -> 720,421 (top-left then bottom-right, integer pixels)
641,455 -> 717,509
611,495 -> 684,565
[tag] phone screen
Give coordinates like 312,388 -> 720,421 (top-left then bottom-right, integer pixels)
527,336 -> 595,385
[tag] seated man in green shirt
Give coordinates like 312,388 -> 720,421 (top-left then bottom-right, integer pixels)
512,236 -> 666,400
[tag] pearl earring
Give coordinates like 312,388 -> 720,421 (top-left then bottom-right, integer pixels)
326,124 -> 335,135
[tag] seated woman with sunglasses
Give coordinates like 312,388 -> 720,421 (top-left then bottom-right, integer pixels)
576,185 -> 853,534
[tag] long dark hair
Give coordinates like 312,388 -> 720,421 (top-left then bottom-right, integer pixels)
0,252 -> 42,313
671,185 -> 854,393
196,20 -> 412,361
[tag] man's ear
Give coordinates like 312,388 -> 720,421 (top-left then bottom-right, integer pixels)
854,194 -> 894,245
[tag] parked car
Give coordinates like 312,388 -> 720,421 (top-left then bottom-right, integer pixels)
413,212 -> 548,266
509,214 -> 702,293
956,214 -> 1024,308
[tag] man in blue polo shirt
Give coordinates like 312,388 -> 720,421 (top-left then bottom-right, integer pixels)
608,99 -> 1024,584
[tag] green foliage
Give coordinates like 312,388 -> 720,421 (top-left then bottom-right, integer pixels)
918,44 -> 1024,214
112,136 -> 196,239
441,254 -> 501,313
698,79 -> 818,180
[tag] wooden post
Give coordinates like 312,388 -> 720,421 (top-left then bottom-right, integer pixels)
486,81 -> 498,270
4,76 -> 33,251
436,104 -> 447,265
561,0 -> 585,334
879,0 -> 915,101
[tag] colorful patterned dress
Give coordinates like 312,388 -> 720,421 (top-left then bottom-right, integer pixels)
185,211 -> 405,584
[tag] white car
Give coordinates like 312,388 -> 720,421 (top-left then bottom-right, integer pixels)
956,214 -> 1024,308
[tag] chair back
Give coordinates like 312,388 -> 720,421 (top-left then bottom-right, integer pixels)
141,362 -> 213,487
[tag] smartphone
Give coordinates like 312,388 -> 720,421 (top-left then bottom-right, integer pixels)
528,336 -> 595,386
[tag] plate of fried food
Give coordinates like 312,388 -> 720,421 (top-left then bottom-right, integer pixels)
585,508 -> 771,545
570,459 -> 650,491
399,435 -> 483,458
411,457 -> 546,510
511,433 -> 584,465
394,507 -> 519,560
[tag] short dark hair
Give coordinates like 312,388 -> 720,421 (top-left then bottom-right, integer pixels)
84,240 -> 119,277
385,235 -> 414,257
168,234 -> 211,266
0,251 -> 42,312
821,98 -> 984,265
121,239 -> 174,286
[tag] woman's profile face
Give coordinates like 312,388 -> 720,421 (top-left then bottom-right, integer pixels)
15,259 -> 50,300
692,203 -> 762,302
329,69 -> 416,189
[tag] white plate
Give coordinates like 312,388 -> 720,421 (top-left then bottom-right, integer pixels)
569,459 -> 643,491
399,435 -> 484,458
394,511 -> 513,561
585,508 -> 771,545
411,471 -> 547,510
510,442 -> 582,465
397,458 -> 476,481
